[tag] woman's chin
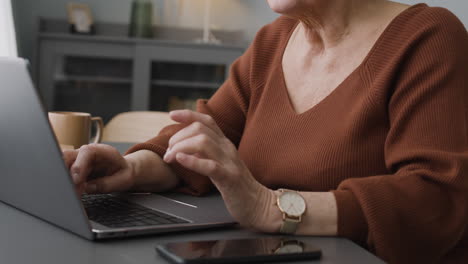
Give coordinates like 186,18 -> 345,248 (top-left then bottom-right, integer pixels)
267,0 -> 299,14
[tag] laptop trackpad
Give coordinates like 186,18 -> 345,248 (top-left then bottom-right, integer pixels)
119,193 -> 234,223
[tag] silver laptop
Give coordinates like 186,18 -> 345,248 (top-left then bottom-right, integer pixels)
0,58 -> 235,240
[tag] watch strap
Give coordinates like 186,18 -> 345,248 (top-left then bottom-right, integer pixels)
279,217 -> 300,234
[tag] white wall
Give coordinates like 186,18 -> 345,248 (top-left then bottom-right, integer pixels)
0,0 -> 17,57
14,0 -> 467,61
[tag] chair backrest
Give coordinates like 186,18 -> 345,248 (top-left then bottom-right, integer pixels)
103,111 -> 176,143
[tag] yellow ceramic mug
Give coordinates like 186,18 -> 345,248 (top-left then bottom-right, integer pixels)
48,111 -> 103,149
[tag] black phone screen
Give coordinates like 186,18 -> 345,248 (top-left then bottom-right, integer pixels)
156,237 -> 322,264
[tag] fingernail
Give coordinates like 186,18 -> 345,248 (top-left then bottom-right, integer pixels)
86,184 -> 97,193
164,150 -> 171,161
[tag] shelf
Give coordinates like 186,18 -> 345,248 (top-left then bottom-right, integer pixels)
151,80 -> 221,90
38,18 -> 244,113
54,82 -> 131,122
38,18 -> 248,50
54,74 -> 133,85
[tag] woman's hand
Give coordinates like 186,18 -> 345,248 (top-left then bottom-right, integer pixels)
63,144 -> 135,196
163,110 -> 278,232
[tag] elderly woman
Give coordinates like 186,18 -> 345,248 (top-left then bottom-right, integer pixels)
66,0 -> 468,262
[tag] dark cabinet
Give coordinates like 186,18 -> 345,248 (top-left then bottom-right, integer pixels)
36,19 -> 245,122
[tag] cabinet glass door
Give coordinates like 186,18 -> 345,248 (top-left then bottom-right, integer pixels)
150,61 -> 226,111
52,56 -> 133,122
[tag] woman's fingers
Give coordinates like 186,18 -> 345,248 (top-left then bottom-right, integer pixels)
75,182 -> 87,196
175,153 -> 222,180
70,144 -> 120,185
84,168 -> 134,194
63,149 -> 78,169
65,143 -> 133,196
168,121 -> 220,151
164,134 -> 221,163
169,110 -> 224,136
70,145 -> 97,184
166,110 -> 227,164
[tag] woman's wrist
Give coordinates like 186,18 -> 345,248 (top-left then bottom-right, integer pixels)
249,187 -> 282,233
295,192 -> 338,236
124,150 -> 179,192
265,189 -> 283,233
251,189 -> 338,235
123,151 -> 143,190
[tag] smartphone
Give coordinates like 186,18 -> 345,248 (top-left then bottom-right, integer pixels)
156,237 -> 322,264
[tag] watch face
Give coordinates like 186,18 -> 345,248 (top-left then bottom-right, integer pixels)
278,191 -> 306,217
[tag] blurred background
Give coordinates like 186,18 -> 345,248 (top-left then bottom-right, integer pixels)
12,0 -> 468,61
5,0 -> 467,123
14,0 -> 280,62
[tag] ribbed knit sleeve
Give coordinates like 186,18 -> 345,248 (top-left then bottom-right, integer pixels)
332,8 -> 468,263
125,32 -> 256,195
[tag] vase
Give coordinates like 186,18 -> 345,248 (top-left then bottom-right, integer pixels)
129,0 -> 154,38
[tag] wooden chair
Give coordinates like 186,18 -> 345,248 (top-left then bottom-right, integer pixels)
103,111 -> 176,143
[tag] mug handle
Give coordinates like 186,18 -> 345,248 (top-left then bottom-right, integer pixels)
91,117 -> 104,144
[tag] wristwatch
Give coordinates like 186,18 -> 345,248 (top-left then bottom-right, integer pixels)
276,189 -> 306,234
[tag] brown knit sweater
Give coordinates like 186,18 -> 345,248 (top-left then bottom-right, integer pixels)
127,4 -> 468,263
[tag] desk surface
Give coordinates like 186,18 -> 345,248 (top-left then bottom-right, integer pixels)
0,142 -> 384,264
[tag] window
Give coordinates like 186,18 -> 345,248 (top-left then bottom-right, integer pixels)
0,0 -> 17,57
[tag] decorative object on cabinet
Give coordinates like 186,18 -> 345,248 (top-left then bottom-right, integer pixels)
67,3 -> 95,34
197,0 -> 221,44
129,0 -> 154,38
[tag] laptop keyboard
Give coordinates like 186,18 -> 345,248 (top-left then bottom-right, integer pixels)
81,194 -> 189,228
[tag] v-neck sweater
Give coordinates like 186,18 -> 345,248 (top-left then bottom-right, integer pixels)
127,4 -> 468,263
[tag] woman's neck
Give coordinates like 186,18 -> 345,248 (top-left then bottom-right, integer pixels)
290,0 -> 389,54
